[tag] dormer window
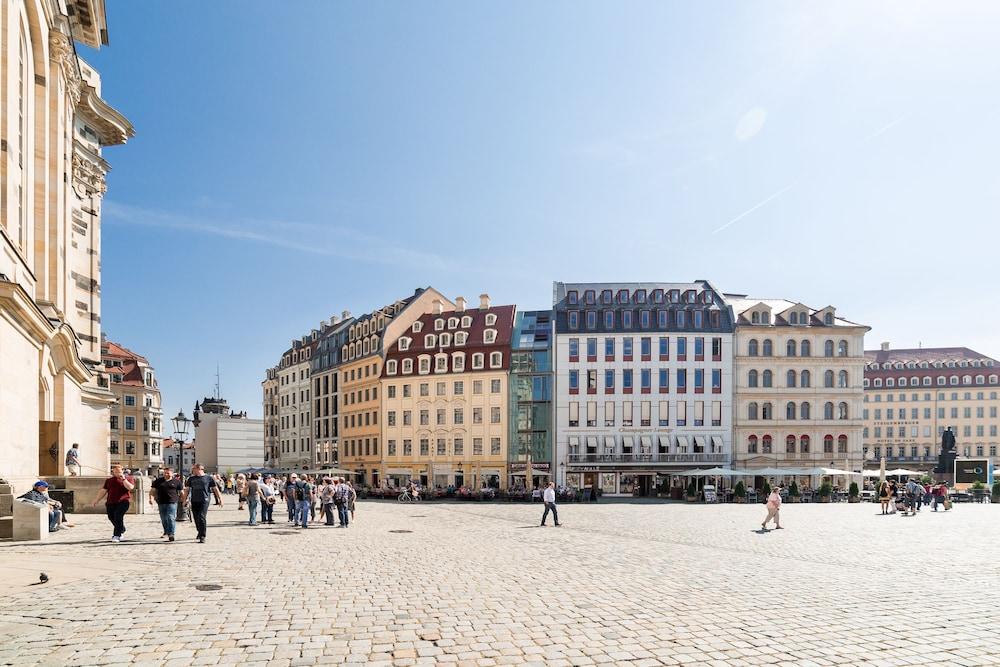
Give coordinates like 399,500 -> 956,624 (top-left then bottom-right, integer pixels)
440,333 -> 451,348
702,290 -> 713,303
485,313 -> 497,326
751,312 -> 760,324
618,289 -> 629,304
686,291 -> 696,303
461,316 -> 472,328
490,351 -> 503,368
584,290 -> 595,304
448,317 -> 458,329
386,360 -> 398,375
635,289 -> 646,304
824,313 -> 833,326
455,332 -> 468,346
418,356 -> 431,374
762,312 -> 770,324
601,290 -> 613,304
670,289 -> 680,303
398,338 -> 411,351
412,321 -> 423,333
801,312 -> 808,324
425,334 -> 437,348
567,291 -> 579,305
789,312 -> 798,325
435,319 -> 445,331
434,354 -> 448,372
402,359 -> 413,374
453,353 -> 466,372
472,353 -> 485,369
652,289 -> 663,304
483,329 -> 497,344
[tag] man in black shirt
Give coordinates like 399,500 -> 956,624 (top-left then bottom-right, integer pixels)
149,467 -> 183,541
181,464 -> 223,543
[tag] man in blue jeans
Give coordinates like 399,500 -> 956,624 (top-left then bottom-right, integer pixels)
149,467 -> 183,541
334,478 -> 351,527
295,476 -> 314,529
18,481 -> 63,532
540,481 -> 560,526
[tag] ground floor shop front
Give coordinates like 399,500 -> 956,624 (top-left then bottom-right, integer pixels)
361,462 -> 510,490
564,468 -> 699,497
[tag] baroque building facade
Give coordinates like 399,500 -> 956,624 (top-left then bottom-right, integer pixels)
102,338 -> 162,474
262,366 -> 279,467
553,282 -> 735,496
729,298 -> 869,483
275,334 -> 315,471
0,0 -> 132,490
863,344 -> 1000,473
381,295 -> 513,489
311,313 -> 352,468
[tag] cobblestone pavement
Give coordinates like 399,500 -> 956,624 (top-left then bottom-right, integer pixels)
2,499 -> 999,667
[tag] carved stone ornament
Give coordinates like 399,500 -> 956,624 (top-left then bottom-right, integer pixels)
49,29 -> 82,105
72,152 -> 107,196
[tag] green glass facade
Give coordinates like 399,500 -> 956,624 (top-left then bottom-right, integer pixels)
508,310 -> 553,488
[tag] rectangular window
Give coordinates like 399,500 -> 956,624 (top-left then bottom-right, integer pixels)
677,337 -> 687,360
586,338 -> 597,359
712,400 -> 722,427
677,369 -> 687,393
623,369 -> 633,392
604,402 -> 615,426
605,369 -> 615,392
676,400 -> 687,426
454,381 -> 464,395
569,370 -> 579,392
622,311 -> 633,328
694,401 -> 704,426
568,338 -> 579,359
125,416 -> 135,431
491,407 -> 501,423
604,311 -> 614,328
640,337 -> 651,359
658,401 -> 669,426
640,310 -> 650,328
388,440 -> 397,456
454,408 -> 464,425
604,337 -> 615,359
420,410 -> 429,426
473,407 -> 483,424
711,369 -> 721,393
420,439 -> 430,456
454,438 -> 464,455
694,369 -> 704,393
437,438 -> 446,456
490,437 -> 501,456
387,411 -> 396,427
491,379 -> 501,393
388,385 -> 396,399
568,311 -> 579,329
586,311 -> 597,329
586,401 -> 597,427
473,438 -> 483,455
124,395 -> 136,407
694,337 -> 704,359
711,337 -> 722,359
640,401 -> 651,427
658,336 -> 669,359
437,382 -> 446,396
420,383 -> 429,397
641,369 -> 651,392
403,410 -> 411,426
623,337 -> 633,359
569,402 -> 579,427
659,369 -> 669,393
657,310 -> 668,328
436,409 -> 446,425
622,401 -> 634,427
473,380 -> 483,395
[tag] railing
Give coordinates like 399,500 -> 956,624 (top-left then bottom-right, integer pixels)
568,452 -> 726,464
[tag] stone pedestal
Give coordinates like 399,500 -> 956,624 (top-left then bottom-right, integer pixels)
13,501 -> 48,541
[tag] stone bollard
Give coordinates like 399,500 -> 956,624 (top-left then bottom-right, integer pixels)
13,500 -> 49,541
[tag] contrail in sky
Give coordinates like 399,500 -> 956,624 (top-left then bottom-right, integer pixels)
712,183 -> 795,234
862,114 -> 908,143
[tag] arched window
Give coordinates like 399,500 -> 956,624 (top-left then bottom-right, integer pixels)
747,402 -> 758,420
762,435 -> 773,453
447,317 -> 458,329
786,402 -> 796,420
786,370 -> 796,388
483,329 -> 497,344
800,435 -> 810,452
823,435 -> 834,453
472,353 -> 485,369
824,313 -> 833,326
751,312 -> 760,324
838,340 -> 848,357
898,377 -> 907,387
789,312 -> 798,325
786,340 -> 796,357
402,359 -> 413,374
762,370 -> 773,387
800,402 -> 811,419
824,402 -> 834,419
485,313 -> 497,326
489,351 -> 503,368
801,370 -> 811,387
838,370 -> 848,388
452,352 -> 466,372
838,402 -> 848,419
762,339 -> 773,357
786,435 -> 796,453
440,333 -> 451,347
837,434 -> 848,453
748,339 -> 759,356
800,340 -> 811,357
461,316 -> 473,328
425,334 -> 436,348
824,370 -> 834,388
762,402 -> 773,420
747,435 -> 758,453
748,370 -> 759,387
824,340 -> 834,357
412,321 -> 423,333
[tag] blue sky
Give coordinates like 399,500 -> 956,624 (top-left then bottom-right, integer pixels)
81,1 -> 1000,421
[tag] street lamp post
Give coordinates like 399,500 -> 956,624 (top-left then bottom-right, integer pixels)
171,410 -> 191,522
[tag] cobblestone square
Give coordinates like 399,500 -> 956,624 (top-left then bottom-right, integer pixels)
2,500 -> 999,667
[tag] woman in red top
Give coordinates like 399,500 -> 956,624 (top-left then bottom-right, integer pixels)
92,464 -> 135,542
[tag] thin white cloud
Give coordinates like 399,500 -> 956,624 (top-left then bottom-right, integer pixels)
735,107 -> 768,142
103,201 -> 448,270
712,183 -> 795,234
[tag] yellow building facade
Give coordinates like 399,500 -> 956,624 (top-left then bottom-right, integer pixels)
380,296 -> 514,490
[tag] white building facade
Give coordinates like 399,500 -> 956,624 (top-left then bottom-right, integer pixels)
275,335 -> 314,470
194,412 -> 264,474
728,297 -> 869,483
553,281 -> 735,496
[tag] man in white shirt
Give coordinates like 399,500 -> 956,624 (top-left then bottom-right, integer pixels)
540,481 -> 560,527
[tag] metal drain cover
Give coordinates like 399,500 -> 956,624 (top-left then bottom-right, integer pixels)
270,530 -> 298,535
410,515 -> 427,518
389,530 -> 413,533
194,584 -> 223,591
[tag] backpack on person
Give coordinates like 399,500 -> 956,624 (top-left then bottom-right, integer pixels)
295,480 -> 311,501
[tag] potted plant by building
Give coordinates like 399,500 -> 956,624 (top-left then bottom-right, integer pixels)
971,480 -> 986,501
819,481 -> 833,503
686,478 -> 699,502
848,482 -> 860,503
734,481 -> 747,503
788,481 -> 800,503
992,480 -> 1000,503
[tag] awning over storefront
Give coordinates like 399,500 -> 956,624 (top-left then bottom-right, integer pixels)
604,435 -> 616,451
385,468 -> 413,475
623,435 -> 635,451
639,436 -> 652,452
586,436 -> 598,450
694,436 -> 707,450
711,436 -> 723,451
658,435 -> 671,451
676,436 -> 690,450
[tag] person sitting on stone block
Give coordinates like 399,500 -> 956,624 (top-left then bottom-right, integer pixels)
18,481 -> 63,532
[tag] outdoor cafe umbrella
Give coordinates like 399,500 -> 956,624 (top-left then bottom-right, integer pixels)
884,468 -> 923,477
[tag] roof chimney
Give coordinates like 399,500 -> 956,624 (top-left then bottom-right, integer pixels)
479,293 -> 490,310
342,310 -> 351,320
433,299 -> 444,315
455,296 -> 467,312
881,342 -> 890,351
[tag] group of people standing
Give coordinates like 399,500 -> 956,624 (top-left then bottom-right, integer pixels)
276,473 -> 357,529
877,478 -> 951,516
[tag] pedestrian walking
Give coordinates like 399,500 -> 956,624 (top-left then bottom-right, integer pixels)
347,479 -> 357,522
181,464 -> 223,543
149,467 -> 183,541
540,481 -> 560,526
334,478 -> 351,527
320,478 -> 337,525
246,473 -> 264,525
878,480 -> 891,515
761,484 -> 783,530
260,475 -> 276,524
904,478 -> 922,516
283,474 -> 298,522
91,464 -> 135,542
65,442 -> 82,477
294,475 -> 314,529
236,473 -> 247,511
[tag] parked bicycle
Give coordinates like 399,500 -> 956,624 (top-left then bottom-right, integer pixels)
397,489 -> 421,502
